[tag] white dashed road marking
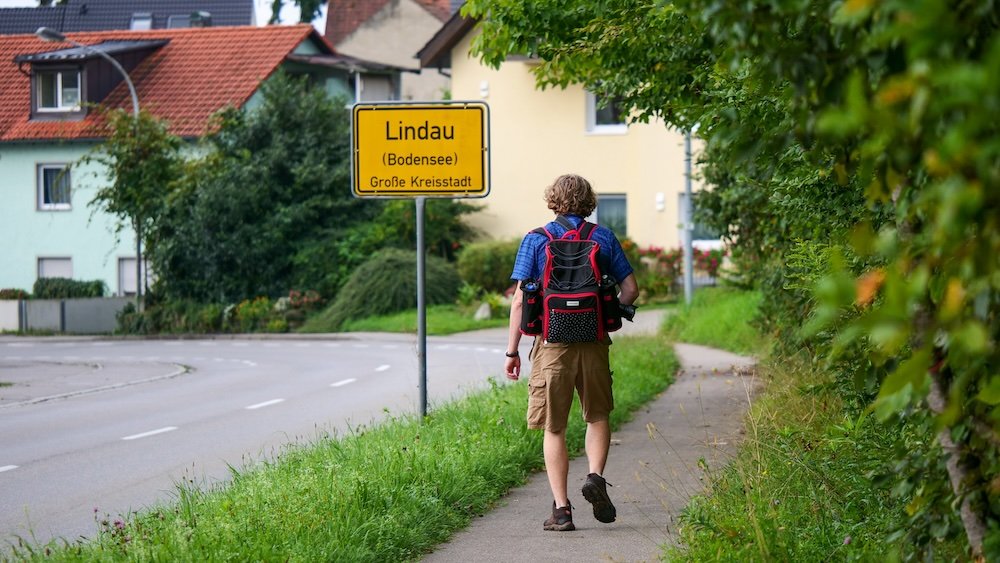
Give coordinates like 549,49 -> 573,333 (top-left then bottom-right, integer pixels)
122,427 -> 178,441
245,399 -> 284,410
375,365 -> 391,372
0,465 -> 17,473
330,379 -> 356,388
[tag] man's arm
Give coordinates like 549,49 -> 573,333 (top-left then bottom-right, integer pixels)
618,273 -> 639,306
505,282 -> 524,380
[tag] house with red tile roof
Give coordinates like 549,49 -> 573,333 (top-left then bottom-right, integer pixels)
324,0 -> 459,101
0,24 -> 401,297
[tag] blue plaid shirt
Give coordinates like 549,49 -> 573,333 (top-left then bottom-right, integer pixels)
510,214 -> 634,283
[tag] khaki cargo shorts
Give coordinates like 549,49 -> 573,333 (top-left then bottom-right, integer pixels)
526,338 -> 614,432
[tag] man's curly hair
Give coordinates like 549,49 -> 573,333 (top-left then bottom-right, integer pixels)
543,174 -> 597,216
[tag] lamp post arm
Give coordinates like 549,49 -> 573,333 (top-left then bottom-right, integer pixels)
66,38 -> 140,118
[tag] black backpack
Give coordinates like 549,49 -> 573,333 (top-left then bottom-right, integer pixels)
520,216 -> 622,342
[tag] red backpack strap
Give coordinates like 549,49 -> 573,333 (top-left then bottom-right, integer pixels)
577,221 -> 597,241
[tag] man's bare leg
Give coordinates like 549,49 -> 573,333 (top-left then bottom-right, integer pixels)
544,428 -> 570,506
585,419 -> 610,475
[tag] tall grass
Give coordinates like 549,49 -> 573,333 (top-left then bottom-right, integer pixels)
665,354 -> 923,560
661,287 -> 762,355
659,288 -> 964,560
11,336 -> 676,561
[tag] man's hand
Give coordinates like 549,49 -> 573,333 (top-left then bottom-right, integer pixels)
505,355 -> 521,381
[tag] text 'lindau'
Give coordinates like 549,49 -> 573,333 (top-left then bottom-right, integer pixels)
385,120 -> 455,141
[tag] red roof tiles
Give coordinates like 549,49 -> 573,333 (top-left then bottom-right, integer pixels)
0,25 -> 330,142
325,0 -> 451,46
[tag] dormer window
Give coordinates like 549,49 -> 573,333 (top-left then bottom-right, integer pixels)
17,39 -> 168,121
167,14 -> 191,28
130,13 -> 153,30
37,69 -> 81,112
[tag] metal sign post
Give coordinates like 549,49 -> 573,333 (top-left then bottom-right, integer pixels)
415,196 -> 427,417
683,130 -> 694,305
351,102 -> 490,419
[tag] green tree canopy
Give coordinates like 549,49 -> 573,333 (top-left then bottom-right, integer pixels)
464,0 -> 999,557
151,71 -> 378,302
79,108 -> 184,301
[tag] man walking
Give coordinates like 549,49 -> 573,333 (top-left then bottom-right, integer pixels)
504,174 -> 639,531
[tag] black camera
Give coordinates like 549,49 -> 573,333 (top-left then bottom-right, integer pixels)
621,304 -> 637,322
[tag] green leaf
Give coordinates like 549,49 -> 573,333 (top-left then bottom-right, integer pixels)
977,377 -> 1000,406
874,348 -> 932,419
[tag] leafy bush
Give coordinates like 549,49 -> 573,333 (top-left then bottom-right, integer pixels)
309,249 -> 460,331
456,282 -> 483,307
116,300 -> 217,335
456,239 -> 520,294
32,278 -> 105,299
0,288 -> 28,300
235,297 -> 275,333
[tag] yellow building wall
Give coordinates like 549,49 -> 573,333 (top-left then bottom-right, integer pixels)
450,31 -> 700,250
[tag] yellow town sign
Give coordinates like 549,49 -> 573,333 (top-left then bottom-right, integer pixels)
352,102 -> 490,198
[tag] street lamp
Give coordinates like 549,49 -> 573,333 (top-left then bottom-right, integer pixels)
35,27 -> 145,304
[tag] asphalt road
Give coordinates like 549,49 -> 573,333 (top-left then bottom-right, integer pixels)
0,329 -> 516,547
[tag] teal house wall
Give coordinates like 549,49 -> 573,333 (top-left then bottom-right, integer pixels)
0,142 -> 137,294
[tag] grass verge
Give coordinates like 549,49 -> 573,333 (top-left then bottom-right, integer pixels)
661,287 -> 762,355
11,336 -> 676,561
340,305 -> 508,335
299,304 -> 508,335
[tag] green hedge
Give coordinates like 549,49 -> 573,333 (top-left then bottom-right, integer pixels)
32,278 -> 105,299
456,239 -> 520,294
0,288 -> 29,300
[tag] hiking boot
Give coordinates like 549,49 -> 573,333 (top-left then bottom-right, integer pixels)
543,502 -> 575,531
581,473 -> 616,523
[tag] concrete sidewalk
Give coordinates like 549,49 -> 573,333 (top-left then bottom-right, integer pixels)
423,342 -> 756,563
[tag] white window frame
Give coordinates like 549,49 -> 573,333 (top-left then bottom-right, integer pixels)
37,163 -> 72,211
37,257 -> 73,280
585,91 -> 628,135
36,70 -> 82,112
117,257 -> 152,296
130,12 -> 153,30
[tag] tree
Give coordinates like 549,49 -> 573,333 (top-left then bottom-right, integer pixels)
151,71 -> 379,303
79,109 -> 183,305
464,0 -> 1000,557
